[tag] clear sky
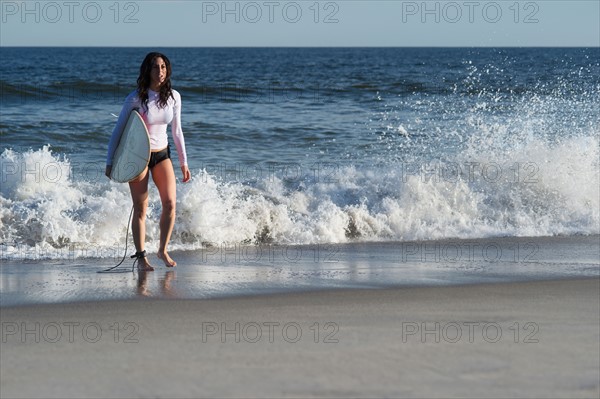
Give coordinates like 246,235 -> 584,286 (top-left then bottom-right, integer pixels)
1,0 -> 599,47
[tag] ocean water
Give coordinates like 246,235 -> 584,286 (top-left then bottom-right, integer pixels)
1,47 -> 599,260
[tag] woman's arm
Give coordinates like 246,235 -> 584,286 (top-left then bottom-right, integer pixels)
171,90 -> 191,182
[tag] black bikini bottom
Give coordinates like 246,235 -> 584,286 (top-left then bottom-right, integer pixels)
148,145 -> 171,169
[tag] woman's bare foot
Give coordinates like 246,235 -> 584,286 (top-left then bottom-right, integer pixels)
157,252 -> 176,267
132,250 -> 154,272
137,256 -> 155,272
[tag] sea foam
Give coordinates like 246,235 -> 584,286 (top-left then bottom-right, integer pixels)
1,128 -> 598,260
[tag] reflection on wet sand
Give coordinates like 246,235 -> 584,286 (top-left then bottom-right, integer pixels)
137,271 -> 176,298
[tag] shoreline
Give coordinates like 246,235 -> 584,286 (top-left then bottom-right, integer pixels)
2,235 -> 599,307
1,274 -> 597,309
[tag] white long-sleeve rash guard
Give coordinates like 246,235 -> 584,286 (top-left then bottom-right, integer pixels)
106,88 -> 188,167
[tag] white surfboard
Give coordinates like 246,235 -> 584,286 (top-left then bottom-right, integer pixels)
110,110 -> 150,182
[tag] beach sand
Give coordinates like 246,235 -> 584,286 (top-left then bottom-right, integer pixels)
1,278 -> 599,398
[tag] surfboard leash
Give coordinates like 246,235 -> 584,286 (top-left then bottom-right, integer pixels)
98,205 -> 136,273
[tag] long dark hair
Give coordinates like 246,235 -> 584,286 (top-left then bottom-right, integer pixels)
137,52 -> 173,110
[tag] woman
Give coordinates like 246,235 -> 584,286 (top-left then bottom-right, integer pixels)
106,52 -> 191,271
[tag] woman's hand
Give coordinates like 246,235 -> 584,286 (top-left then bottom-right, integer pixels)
105,165 -> 112,179
181,165 -> 191,183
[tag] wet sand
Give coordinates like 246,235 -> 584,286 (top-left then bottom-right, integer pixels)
2,235 -> 599,306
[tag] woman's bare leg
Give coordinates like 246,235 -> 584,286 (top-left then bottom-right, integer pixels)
129,167 -> 154,271
151,160 -> 177,267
